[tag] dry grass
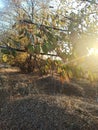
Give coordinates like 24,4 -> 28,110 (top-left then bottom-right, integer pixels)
0,67 -> 98,130
0,67 -> 20,73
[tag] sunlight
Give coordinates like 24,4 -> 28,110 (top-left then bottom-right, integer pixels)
88,48 -> 98,56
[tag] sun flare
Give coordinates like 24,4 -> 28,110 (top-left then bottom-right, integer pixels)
88,48 -> 98,56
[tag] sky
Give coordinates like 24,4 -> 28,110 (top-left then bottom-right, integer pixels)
0,0 -> 9,10
0,0 -> 4,9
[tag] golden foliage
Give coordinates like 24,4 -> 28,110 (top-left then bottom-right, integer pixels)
15,52 -> 28,63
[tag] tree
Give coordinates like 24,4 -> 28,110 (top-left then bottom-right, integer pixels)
0,0 -> 97,80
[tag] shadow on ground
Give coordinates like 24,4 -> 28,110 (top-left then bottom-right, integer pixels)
0,95 -> 98,130
0,69 -> 98,130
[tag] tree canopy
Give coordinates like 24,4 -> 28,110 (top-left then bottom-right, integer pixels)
0,0 -> 98,80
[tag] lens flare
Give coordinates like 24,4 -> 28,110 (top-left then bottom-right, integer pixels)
88,48 -> 98,56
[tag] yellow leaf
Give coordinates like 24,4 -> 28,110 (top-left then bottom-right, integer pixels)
2,54 -> 8,62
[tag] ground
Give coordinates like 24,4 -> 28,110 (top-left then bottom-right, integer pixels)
0,67 -> 98,130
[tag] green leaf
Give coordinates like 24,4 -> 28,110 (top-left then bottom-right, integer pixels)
13,41 -> 20,48
11,50 -> 17,57
35,45 -> 40,54
1,49 -> 10,54
27,45 -> 34,54
35,33 -> 41,38
42,43 -> 49,54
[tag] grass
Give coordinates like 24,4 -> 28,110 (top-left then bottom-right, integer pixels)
0,67 -> 98,130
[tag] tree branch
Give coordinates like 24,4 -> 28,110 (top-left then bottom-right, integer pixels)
19,19 -> 68,32
0,45 -> 25,52
0,45 -> 58,57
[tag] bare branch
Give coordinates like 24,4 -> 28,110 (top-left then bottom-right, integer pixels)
19,19 -> 68,32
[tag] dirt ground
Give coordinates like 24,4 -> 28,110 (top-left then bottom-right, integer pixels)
0,68 -> 98,130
